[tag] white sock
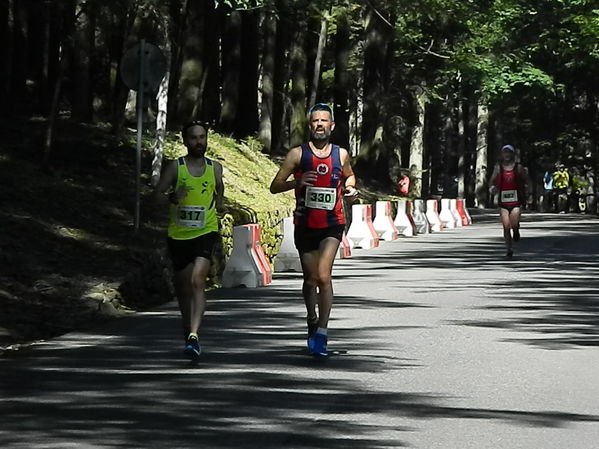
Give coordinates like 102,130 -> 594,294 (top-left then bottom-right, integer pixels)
316,327 -> 328,336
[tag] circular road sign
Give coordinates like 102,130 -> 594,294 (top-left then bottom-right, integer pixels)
120,41 -> 167,93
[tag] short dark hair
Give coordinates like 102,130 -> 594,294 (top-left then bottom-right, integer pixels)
307,103 -> 334,121
181,121 -> 210,138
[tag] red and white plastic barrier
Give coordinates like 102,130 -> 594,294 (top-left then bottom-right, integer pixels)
465,201 -> 472,225
274,217 -> 302,272
425,199 -> 444,232
394,199 -> 417,237
347,204 -> 379,249
373,201 -> 399,241
460,199 -> 472,225
439,198 -> 458,229
413,199 -> 430,234
223,224 -> 272,288
337,231 -> 352,259
450,199 -> 463,228
455,199 -> 470,226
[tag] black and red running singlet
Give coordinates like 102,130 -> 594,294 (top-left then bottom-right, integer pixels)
294,143 -> 346,229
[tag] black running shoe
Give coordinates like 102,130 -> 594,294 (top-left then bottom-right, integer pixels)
513,229 -> 520,242
506,249 -> 513,258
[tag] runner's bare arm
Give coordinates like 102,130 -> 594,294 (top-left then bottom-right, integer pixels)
270,147 -> 302,193
340,148 -> 358,197
154,159 -> 178,203
488,164 -> 500,188
214,161 -> 225,214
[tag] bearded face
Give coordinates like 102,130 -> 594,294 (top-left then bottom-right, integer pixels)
184,125 -> 208,157
309,110 -> 335,143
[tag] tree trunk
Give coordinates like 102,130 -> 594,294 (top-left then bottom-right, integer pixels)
475,100 -> 489,208
271,0 -> 292,153
2,0 -> 14,110
456,85 -> 466,198
151,11 -> 172,187
44,0 -> 76,169
199,1 -> 220,126
289,15 -> 308,148
72,0 -> 94,122
219,10 -> 242,133
409,86 -> 427,198
8,0 -> 28,114
425,101 -> 441,196
234,10 -> 260,138
111,2 -> 141,135
40,0 -> 52,112
358,8 -> 387,159
333,6 -> 350,150
175,0 -> 205,124
308,16 -> 327,107
443,100 -> 455,197
258,8 -> 277,152
356,7 -> 392,183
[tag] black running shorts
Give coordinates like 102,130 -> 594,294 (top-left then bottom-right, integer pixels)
167,232 -> 219,271
294,225 -> 344,254
500,203 -> 521,213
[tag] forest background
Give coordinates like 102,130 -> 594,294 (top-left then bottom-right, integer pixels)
3,0 -> 599,202
1,0 -> 598,349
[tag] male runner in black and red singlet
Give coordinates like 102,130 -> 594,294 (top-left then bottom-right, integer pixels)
489,144 -> 529,258
270,104 -> 358,356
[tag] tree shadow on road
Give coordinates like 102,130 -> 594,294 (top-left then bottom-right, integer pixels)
2,282 -> 599,448
441,222 -> 599,349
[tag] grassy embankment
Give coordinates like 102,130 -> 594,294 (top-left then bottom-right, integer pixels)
0,120 -> 294,352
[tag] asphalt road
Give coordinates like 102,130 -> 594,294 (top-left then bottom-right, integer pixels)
1,212 -> 598,449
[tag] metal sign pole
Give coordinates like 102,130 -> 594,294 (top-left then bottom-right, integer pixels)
120,40 -> 165,233
134,40 -> 146,233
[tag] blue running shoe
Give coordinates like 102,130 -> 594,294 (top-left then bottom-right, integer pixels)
307,319 -> 318,353
311,333 -> 328,357
184,334 -> 201,360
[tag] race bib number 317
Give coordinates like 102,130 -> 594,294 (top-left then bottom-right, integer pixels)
177,205 -> 206,228
305,187 -> 336,210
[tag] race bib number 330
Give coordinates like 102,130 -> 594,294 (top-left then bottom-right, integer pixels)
305,187 -> 336,210
177,205 -> 206,228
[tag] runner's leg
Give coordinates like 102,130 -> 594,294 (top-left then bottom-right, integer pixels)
189,256 -> 211,335
299,250 -> 320,351
510,207 -> 522,242
314,236 -> 341,329
500,208 -> 512,254
299,251 -> 319,321
174,264 -> 194,335
299,236 -> 340,356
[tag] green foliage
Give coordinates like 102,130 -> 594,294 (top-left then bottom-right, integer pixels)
216,0 -> 271,9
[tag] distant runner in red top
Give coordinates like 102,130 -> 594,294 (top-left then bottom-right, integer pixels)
489,144 -> 530,258
270,103 -> 358,357
398,172 -> 410,196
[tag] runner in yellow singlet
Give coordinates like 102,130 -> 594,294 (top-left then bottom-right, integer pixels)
155,122 -> 224,360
